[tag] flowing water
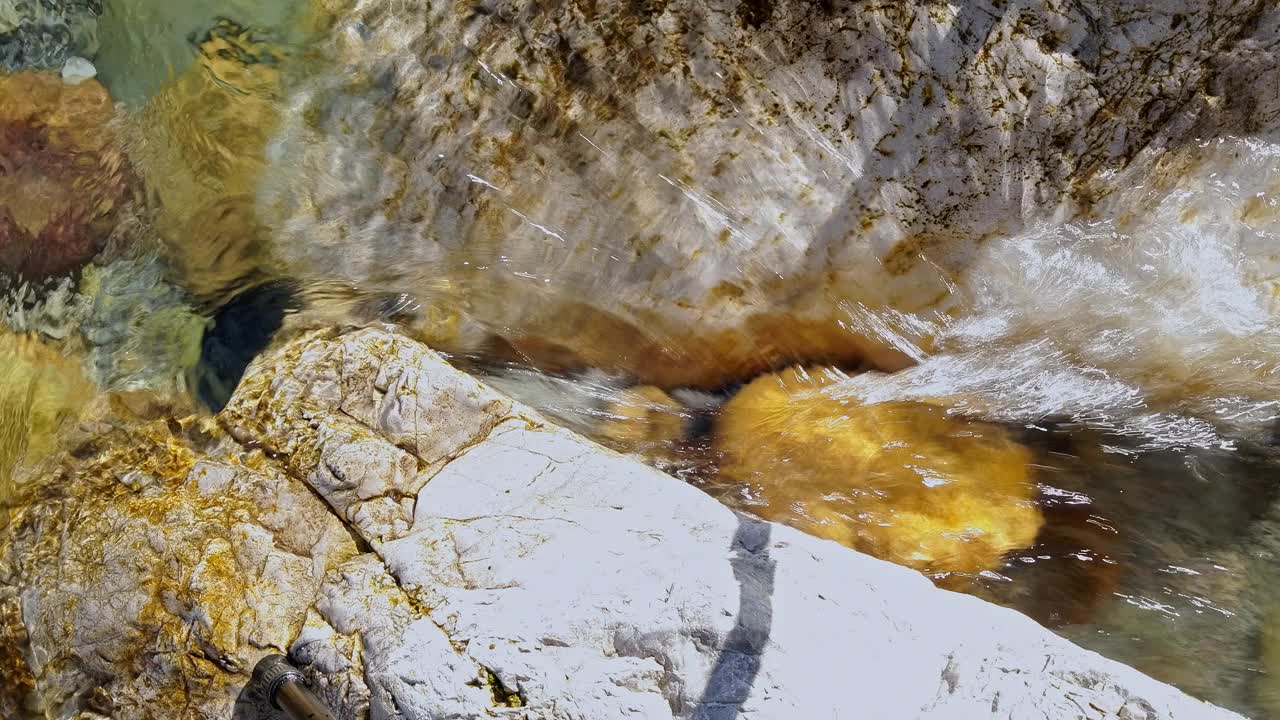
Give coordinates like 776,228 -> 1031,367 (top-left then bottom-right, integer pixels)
3,1 -> 1280,717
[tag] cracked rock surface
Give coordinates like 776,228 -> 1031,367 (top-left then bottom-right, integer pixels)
1,328 -> 1244,718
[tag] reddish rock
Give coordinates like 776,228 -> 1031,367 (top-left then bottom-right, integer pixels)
0,72 -> 127,278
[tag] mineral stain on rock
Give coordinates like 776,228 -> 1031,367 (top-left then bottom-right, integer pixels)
0,401 -> 359,719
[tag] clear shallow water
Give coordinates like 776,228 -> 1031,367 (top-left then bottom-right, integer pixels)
2,2 -> 1280,717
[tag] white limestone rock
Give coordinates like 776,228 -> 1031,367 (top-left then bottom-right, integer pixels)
0,328 -> 1249,718
228,328 -> 1242,720
309,554 -> 499,718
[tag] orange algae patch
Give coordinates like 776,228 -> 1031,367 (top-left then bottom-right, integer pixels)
713,366 -> 1043,580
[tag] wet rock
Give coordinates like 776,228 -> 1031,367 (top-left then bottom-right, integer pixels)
3,327 -> 1234,719
712,366 -> 1043,581
77,252 -> 207,394
125,19 -> 287,304
595,385 -> 691,457
93,0 -> 310,107
59,54 -> 93,83
0,0 -> 101,72
0,411 -> 358,718
0,329 -> 92,496
258,0 -> 1271,389
0,71 -> 126,278
478,367 -> 700,465
1181,2 -> 1280,140
0,274 -> 89,340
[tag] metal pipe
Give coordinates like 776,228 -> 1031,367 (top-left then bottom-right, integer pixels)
252,654 -> 338,720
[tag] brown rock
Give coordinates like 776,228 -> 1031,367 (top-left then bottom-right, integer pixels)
495,301 -> 919,390
128,19 -> 287,303
0,72 -> 127,278
594,385 -> 689,458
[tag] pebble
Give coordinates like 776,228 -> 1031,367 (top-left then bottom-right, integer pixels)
61,56 -> 97,85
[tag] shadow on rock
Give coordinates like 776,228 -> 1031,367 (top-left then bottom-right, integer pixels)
693,515 -> 775,719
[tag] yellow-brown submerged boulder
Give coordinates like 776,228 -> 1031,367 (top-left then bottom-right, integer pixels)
594,385 -> 689,460
0,331 -> 94,499
128,18 -> 286,303
713,366 -> 1043,580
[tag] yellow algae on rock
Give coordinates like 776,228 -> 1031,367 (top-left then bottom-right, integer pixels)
0,404 -> 358,718
713,366 -> 1043,580
0,331 -> 94,499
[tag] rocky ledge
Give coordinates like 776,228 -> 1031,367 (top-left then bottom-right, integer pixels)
0,328 -> 1243,719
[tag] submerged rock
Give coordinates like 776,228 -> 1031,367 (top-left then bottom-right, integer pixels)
477,367 -> 703,466
712,366 -> 1043,581
257,0 -> 1272,392
0,0 -> 100,72
594,385 -> 691,457
126,18 -> 288,304
0,328 -> 1241,718
0,71 -> 127,278
77,252 -> 207,394
0,274 -> 89,340
0,330 -> 92,498
92,0 -> 310,107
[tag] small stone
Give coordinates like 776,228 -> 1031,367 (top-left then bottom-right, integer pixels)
60,56 -> 96,84
594,385 -> 689,458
